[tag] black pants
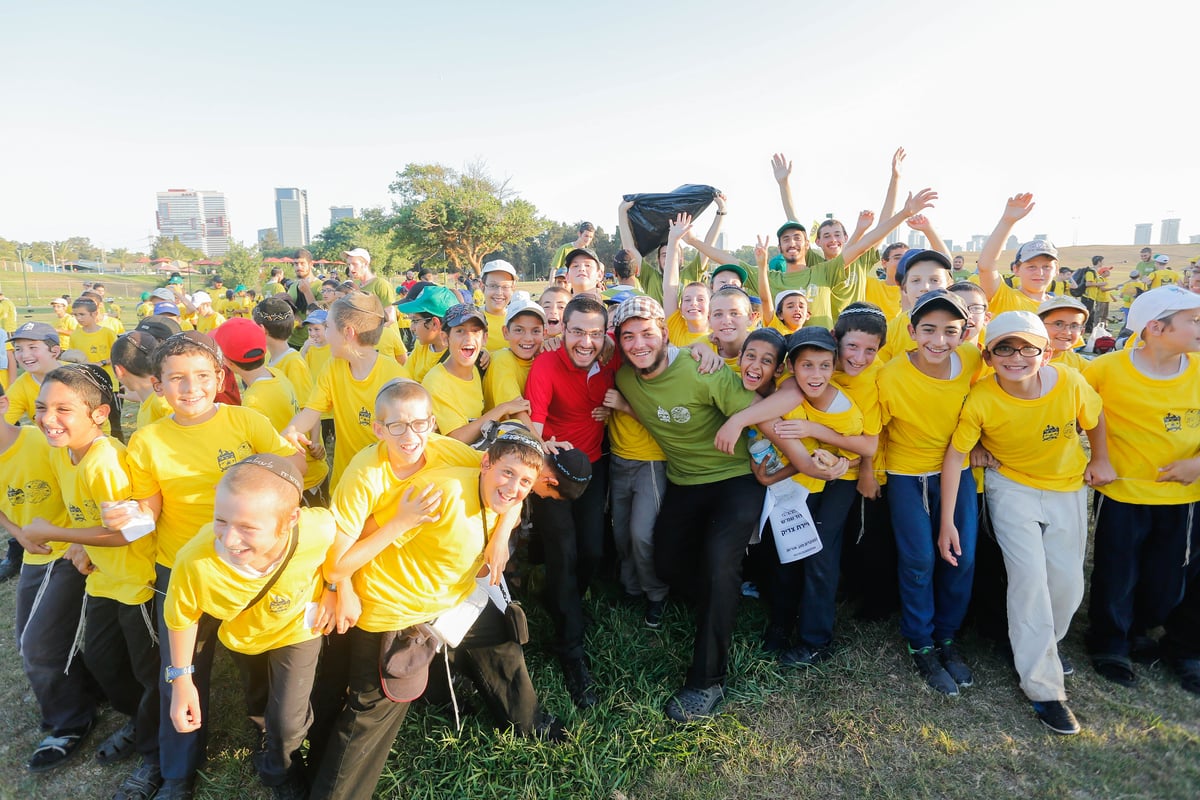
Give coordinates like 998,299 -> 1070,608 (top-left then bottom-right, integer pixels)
1162,557 -> 1200,660
84,596 -> 160,762
529,456 -> 609,662
840,487 -> 899,617
966,492 -> 1011,644
229,637 -> 323,788
654,474 -> 765,689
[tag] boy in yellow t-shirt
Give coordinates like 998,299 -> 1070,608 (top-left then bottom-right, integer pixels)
50,296 -> 79,349
395,284 -> 455,383
878,289 -> 982,696
1036,295 -> 1089,372
977,194 -> 1057,315
482,294 -> 544,430
1084,286 -> 1200,689
0,384 -> 96,773
253,296 -> 313,405
22,364 -> 162,787
190,291 -> 226,334
283,293 -> 408,490
480,259 -> 518,351
71,296 -> 119,383
5,322 -> 65,425
301,309 -> 334,447
111,330 -> 173,431
877,250 -> 955,363
165,455 -> 335,799
939,312 -> 1112,735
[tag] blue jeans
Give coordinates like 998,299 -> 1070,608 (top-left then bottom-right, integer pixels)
888,470 -> 978,649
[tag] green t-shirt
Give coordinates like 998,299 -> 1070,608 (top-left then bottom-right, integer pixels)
614,352 -> 754,485
639,253 -> 704,306
361,275 -> 396,312
767,253 -> 874,329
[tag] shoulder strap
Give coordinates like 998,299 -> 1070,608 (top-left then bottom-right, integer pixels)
238,525 -> 300,616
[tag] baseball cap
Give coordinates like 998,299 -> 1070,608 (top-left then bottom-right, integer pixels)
140,292 -> 151,301
1154,254 -> 1170,265
210,318 -> 268,366
984,311 -> 1049,350
151,287 -> 176,302
443,303 -> 487,329
191,291 -> 212,306
1127,285 -> 1200,335
303,309 -> 328,326
397,280 -> 436,304
710,263 -> 749,285
785,327 -> 838,362
1130,270 -> 1141,278
135,317 -> 181,338
379,627 -> 437,703
777,220 -> 807,238
1014,239 -> 1059,265
343,247 -> 371,262
236,453 -> 303,498
896,249 -> 952,284
774,289 -> 806,314
563,248 -> 600,269
168,275 -> 184,285
396,285 -> 458,317
10,321 -> 59,346
481,260 -> 518,280
553,268 -> 568,278
909,288 -> 969,323
153,302 -> 180,316
49,296 -> 68,307
504,293 -> 547,326
610,295 -> 666,330
1037,295 -> 1090,321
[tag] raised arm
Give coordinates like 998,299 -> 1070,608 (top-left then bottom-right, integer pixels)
755,235 -> 775,324
682,232 -> 740,267
849,147 -> 905,247
663,213 -> 693,314
772,153 -> 799,223
617,199 -> 643,271
697,193 -> 727,271
840,188 -> 938,267
906,214 -> 949,257
978,193 -> 1036,300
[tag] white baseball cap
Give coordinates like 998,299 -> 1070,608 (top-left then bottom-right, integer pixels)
504,292 -> 547,326
1127,285 -> 1200,335
191,291 -> 212,305
1154,254 -> 1170,265
482,259 -> 518,280
343,248 -> 371,262
984,310 -> 1049,349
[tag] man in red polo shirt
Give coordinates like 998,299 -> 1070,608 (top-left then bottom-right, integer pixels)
524,294 -> 618,708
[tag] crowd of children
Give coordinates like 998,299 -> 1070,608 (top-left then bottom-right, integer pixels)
2,157 -> 1200,800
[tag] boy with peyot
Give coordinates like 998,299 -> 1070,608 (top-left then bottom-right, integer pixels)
1084,286 -> 1200,687
938,311 -> 1113,735
877,289 -> 984,696
395,283 -> 455,382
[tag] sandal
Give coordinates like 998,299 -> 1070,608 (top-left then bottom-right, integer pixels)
96,719 -> 138,765
1092,654 -> 1138,687
27,718 -> 95,773
112,759 -> 164,800
664,684 -> 725,723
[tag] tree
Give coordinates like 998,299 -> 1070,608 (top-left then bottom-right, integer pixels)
152,236 -> 205,262
310,208 -> 412,276
220,240 -> 264,290
259,229 -> 282,252
389,162 -> 546,276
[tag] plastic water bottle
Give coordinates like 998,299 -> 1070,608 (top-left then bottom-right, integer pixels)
747,429 -> 784,475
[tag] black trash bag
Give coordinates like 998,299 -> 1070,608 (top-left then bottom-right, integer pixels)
622,184 -> 719,257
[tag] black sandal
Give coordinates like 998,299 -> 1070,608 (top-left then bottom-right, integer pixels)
27,718 -> 95,773
96,719 -> 138,765
1092,654 -> 1138,687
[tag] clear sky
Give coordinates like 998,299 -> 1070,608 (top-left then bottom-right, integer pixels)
4,0 -> 1197,254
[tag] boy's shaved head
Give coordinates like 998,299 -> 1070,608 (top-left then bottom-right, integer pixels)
375,378 -> 431,417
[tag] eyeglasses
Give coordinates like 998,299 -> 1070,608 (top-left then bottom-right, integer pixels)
990,343 -> 1043,357
1046,320 -> 1084,334
965,304 -> 987,314
484,282 -> 514,291
381,417 -> 434,436
566,328 -> 605,340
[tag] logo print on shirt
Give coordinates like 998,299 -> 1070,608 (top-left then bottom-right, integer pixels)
68,504 -> 85,523
358,407 -> 372,427
1041,425 -> 1060,442
1186,409 -> 1200,429
268,593 -> 291,614
217,448 -> 237,470
1062,420 -> 1077,439
670,407 -> 692,424
1164,413 -> 1182,433
656,407 -> 671,423
25,480 -> 51,504
6,486 -> 24,505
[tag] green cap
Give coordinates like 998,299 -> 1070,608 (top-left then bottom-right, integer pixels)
710,263 -> 749,286
776,220 -> 807,238
396,285 -> 457,317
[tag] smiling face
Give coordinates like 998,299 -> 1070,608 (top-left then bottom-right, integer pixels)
483,270 -> 516,313
984,336 -> 1049,383
480,452 -> 539,514
213,483 -> 297,572
791,346 -> 836,401
1015,255 -> 1056,294
908,308 -> 966,368
447,320 -> 486,368
567,256 -> 600,293
836,330 -> 882,377
952,289 -> 990,343
709,294 -> 751,354
13,339 -> 60,376
306,323 -> 327,347
153,352 -> 222,424
779,229 -> 809,265
680,284 -> 710,327
739,339 -> 781,395
815,222 -> 847,259
373,394 -> 433,470
618,317 -> 668,377
503,312 -> 545,361
563,309 -> 606,370
35,379 -> 107,452
901,262 -> 952,309
1041,309 -> 1086,353
539,291 -> 569,337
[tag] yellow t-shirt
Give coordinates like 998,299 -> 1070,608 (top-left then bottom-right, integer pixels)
304,344 -> 333,421
484,309 -> 508,352
135,393 -> 172,430
99,316 -> 126,335
52,437 -> 156,605
482,348 -> 533,411
377,325 -> 409,365
3,371 -> 45,425
987,281 -> 1042,315
339,460 -> 497,633
667,311 -> 711,347
125,404 -> 297,568
782,389 -> 866,491
135,301 -> 154,320
53,314 -> 79,349
165,508 -> 335,655
879,344 -> 983,475
767,316 -> 798,336
1147,269 -> 1181,290
951,364 -> 1101,492
1086,350 -> 1200,505
242,370 -> 329,492
71,326 -> 119,384
406,342 -> 444,384
834,361 -> 885,481
878,312 -> 915,364
195,312 -> 226,334
422,363 -> 484,437
271,349 -> 314,407
0,426 -> 70,565
609,409 -> 667,462
864,278 -> 902,321
1051,348 -> 1087,372
305,353 -> 409,487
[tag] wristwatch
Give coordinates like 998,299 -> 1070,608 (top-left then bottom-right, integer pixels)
164,664 -> 195,683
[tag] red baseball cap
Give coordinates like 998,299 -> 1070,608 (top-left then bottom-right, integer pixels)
210,318 -> 267,366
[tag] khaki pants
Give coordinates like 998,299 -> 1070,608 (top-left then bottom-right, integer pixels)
986,470 -> 1086,702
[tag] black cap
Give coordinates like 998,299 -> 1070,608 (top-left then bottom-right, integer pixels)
134,316 -> 182,339
895,249 -> 952,284
786,327 -> 838,362
909,288 -> 969,323
563,248 -> 601,269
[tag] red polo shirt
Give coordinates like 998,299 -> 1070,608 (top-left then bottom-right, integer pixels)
524,345 -> 620,462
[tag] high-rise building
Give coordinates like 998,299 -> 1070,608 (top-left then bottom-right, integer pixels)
943,239 -> 955,253
715,232 -> 728,252
275,188 -> 310,248
1161,218 -> 1180,245
907,230 -> 927,249
330,206 -> 355,224
1189,234 -> 1200,244
970,234 -> 988,252
1134,223 -> 1153,245
156,189 -> 231,257
886,230 -> 899,245
1006,235 -> 1019,250
1033,233 -> 1048,241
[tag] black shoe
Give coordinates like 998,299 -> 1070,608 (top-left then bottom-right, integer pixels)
779,644 -> 828,668
156,777 -> 195,800
561,659 -> 597,708
936,640 -> 974,687
644,599 -> 665,630
762,625 -> 789,655
1059,649 -> 1075,677
664,684 -> 724,723
910,646 -> 959,696
96,718 -> 138,765
270,776 -> 308,800
1169,657 -> 1200,695
1130,635 -> 1161,665
28,718 -> 95,772
1032,700 -> 1081,735
1092,654 -> 1138,687
112,759 -> 164,800
0,555 -> 19,582
532,710 -> 567,744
